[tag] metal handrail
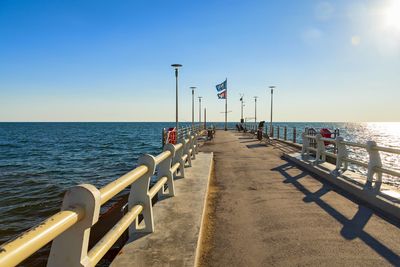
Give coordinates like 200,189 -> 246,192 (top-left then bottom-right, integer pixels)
0,129 -> 198,267
87,204 -> 143,265
99,165 -> 149,205
155,151 -> 172,165
149,176 -> 168,198
0,207 -> 84,267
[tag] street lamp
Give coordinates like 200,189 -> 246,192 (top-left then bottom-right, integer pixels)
190,87 -> 196,130
269,86 -> 276,136
171,64 -> 182,130
254,96 -> 258,128
198,96 -> 202,127
240,94 -> 244,123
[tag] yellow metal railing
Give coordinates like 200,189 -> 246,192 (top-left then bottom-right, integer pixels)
99,165 -> 149,205
0,130 -> 201,267
0,208 -> 84,267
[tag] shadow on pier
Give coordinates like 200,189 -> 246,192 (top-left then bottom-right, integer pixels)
199,130 -> 400,267
272,162 -> 400,265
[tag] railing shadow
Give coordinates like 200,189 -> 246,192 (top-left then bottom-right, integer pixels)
238,137 -> 254,140
271,141 -> 298,154
240,140 -> 258,144
246,143 -> 266,149
272,162 -> 400,265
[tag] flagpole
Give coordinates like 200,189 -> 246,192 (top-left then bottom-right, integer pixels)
225,78 -> 228,131
225,82 -> 228,131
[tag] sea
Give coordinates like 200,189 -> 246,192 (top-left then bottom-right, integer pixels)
1,122 -> 400,262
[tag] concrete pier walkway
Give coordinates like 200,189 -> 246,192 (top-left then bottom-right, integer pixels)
111,152 -> 213,267
199,130 -> 400,266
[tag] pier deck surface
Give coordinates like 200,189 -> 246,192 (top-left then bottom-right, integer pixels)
111,152 -> 213,267
199,130 -> 400,267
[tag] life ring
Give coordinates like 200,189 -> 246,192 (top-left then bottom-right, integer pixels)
320,128 -> 332,146
167,127 -> 177,144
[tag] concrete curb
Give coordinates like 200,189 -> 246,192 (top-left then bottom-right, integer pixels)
194,152 -> 213,267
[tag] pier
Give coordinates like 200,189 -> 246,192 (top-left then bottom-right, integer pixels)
1,128 -> 400,266
198,130 -> 400,266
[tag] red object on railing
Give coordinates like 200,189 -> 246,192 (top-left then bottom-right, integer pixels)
320,128 -> 332,146
167,127 -> 177,144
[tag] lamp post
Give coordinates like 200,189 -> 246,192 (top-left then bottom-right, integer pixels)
171,64 -> 182,130
254,96 -> 258,128
190,87 -> 196,130
198,96 -> 202,128
269,86 -> 276,136
240,94 -> 244,123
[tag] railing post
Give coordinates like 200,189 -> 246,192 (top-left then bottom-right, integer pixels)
271,126 -> 274,138
284,126 -> 287,140
184,135 -> 192,167
333,136 -> 348,175
47,184 -> 101,267
301,132 -> 310,158
189,133 -> 196,159
366,141 -> 383,185
194,132 -> 199,154
176,139 -> 186,178
277,127 -> 280,140
129,154 -> 156,234
158,144 -> 176,197
162,128 -> 166,146
315,133 -> 326,164
293,127 -> 296,143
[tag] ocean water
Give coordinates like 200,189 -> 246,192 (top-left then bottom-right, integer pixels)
0,122 -> 399,253
0,122 -> 182,246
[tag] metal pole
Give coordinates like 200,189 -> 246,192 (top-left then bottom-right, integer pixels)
175,69 -> 178,130
241,97 -> 244,123
171,64 -> 182,130
254,96 -> 258,128
198,97 -> 202,128
225,95 -> 228,131
162,128 -> 166,146
293,127 -> 297,143
284,126 -> 287,140
269,86 -> 275,136
190,87 -> 196,130
204,108 -> 206,129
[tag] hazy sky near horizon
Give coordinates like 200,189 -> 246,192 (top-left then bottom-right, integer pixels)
1,0 -> 400,122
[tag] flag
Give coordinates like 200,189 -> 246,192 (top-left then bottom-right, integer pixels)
216,79 -> 227,92
240,96 -> 243,101
217,90 -> 227,99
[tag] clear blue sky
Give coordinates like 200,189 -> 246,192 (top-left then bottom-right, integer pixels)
1,0 -> 399,122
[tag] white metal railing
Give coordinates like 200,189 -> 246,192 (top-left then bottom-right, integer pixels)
0,131 -> 201,267
301,132 -> 400,188
242,124 -> 299,143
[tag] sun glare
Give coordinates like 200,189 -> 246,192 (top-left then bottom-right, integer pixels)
383,0 -> 400,31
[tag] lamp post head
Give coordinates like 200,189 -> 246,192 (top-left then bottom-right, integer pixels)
171,64 -> 182,69
269,86 -> 276,94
